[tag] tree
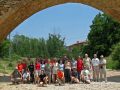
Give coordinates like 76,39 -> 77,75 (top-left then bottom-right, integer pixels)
87,13 -> 120,57
47,33 -> 65,58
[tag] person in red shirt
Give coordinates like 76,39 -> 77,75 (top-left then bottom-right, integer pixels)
17,61 -> 23,74
77,56 -> 84,80
22,59 -> 27,73
34,59 -> 41,84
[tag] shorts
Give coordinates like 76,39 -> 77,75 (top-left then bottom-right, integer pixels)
35,70 -> 41,76
93,66 -> 99,72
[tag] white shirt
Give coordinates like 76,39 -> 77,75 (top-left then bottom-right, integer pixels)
81,69 -> 90,80
92,58 -> 99,66
23,72 -> 30,79
100,59 -> 106,70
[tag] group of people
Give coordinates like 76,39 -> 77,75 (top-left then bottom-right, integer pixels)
11,53 -> 107,86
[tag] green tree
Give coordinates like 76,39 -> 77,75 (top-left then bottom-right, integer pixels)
87,13 -> 120,57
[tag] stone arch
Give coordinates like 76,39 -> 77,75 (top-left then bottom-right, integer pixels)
0,0 -> 120,42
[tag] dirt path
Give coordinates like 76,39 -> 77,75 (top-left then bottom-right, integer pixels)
0,70 -> 120,90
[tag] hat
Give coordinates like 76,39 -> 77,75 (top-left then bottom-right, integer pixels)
100,55 -> 104,58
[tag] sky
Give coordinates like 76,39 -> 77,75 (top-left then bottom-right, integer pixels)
11,3 -> 102,46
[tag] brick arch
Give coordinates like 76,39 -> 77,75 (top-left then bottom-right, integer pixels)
0,0 -> 120,42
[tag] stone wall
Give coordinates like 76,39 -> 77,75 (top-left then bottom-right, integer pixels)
0,0 -> 120,42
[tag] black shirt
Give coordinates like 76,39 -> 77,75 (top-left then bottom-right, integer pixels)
28,65 -> 34,73
71,70 -> 78,78
39,74 -> 46,81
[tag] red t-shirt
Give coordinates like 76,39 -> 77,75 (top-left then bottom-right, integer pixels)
57,70 -> 64,79
35,63 -> 41,70
22,63 -> 27,69
18,64 -> 23,72
77,59 -> 83,72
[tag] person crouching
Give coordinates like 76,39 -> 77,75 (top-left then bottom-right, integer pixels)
80,66 -> 91,84
22,69 -> 30,84
11,67 -> 22,84
56,69 -> 65,86
38,70 -> 48,87
71,67 -> 79,84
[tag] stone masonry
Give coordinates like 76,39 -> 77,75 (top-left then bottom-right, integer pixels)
0,0 -> 120,42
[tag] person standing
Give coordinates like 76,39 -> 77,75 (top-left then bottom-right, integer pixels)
92,54 -> 100,82
77,56 -> 84,80
58,60 -> 65,84
28,62 -> 34,83
45,59 -> 52,84
83,54 -> 92,80
99,55 -> 107,82
52,58 -> 58,83
83,54 -> 91,71
34,59 -> 41,84
71,58 -> 77,69
64,59 -> 71,83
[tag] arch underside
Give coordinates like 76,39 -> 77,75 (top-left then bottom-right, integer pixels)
0,0 -> 120,42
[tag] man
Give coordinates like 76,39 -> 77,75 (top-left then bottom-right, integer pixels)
11,67 -> 22,84
38,70 -> 48,87
28,62 -> 34,83
77,56 -> 84,80
92,54 -> 100,82
80,66 -> 91,84
99,55 -> 107,82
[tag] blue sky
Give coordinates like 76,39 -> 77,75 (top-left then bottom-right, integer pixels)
11,3 -> 102,46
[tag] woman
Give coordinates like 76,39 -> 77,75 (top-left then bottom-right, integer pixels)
45,59 -> 52,84
64,59 -> 71,83
34,59 -> 41,84
52,58 -> 58,83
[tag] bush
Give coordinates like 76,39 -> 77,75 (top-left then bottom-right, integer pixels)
109,42 -> 120,69
111,43 -> 120,60
106,56 -> 119,69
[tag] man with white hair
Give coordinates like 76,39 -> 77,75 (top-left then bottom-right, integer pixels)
92,54 -> 100,82
99,55 -> 107,82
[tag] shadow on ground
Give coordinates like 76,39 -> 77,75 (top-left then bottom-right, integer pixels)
107,75 -> 120,82
0,75 -> 120,83
0,75 -> 11,82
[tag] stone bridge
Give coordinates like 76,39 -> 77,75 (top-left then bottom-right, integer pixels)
0,0 -> 120,42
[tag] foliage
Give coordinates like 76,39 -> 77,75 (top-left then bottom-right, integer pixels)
88,13 -> 120,57
0,39 -> 10,57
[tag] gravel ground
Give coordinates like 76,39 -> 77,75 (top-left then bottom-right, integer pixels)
0,70 -> 120,90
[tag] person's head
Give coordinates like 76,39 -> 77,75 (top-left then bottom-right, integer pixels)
100,55 -> 104,59
72,67 -> 77,71
94,54 -> 97,58
41,60 -> 44,64
84,66 -> 87,70
60,60 -> 63,64
85,53 -> 88,58
78,56 -> 81,58
30,62 -> 33,65
41,70 -> 45,75
15,66 -> 18,70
